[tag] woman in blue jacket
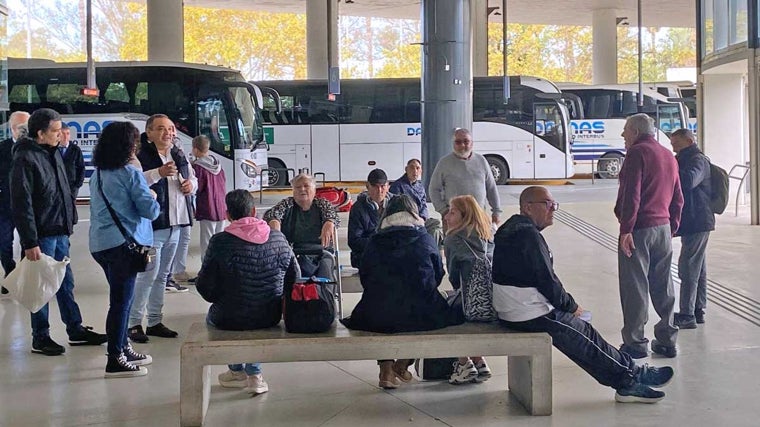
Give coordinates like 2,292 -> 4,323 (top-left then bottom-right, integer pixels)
342,195 -> 460,388
89,122 -> 160,378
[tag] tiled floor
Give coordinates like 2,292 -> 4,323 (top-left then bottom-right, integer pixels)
1,180 -> 759,426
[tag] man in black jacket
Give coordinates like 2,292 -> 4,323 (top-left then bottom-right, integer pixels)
347,168 -> 394,269
493,186 -> 674,403
1,111 -> 29,295
197,189 -> 298,395
127,114 -> 197,343
58,122 -> 85,199
10,108 -> 106,356
670,129 -> 714,328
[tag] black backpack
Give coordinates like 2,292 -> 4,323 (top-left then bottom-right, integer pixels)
283,277 -> 336,333
708,162 -> 729,215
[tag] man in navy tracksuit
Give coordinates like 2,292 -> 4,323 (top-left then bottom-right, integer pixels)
493,186 -> 674,403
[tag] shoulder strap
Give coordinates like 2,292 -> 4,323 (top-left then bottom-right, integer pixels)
96,169 -> 139,248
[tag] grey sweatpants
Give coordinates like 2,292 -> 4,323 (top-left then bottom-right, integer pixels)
617,224 -> 678,352
678,231 -> 710,316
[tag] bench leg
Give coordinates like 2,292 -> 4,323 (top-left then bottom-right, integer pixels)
180,362 -> 212,426
507,354 -> 552,415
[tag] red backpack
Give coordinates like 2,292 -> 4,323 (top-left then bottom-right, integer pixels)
315,187 -> 353,212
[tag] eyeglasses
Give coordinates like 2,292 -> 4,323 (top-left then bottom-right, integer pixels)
527,200 -> 559,211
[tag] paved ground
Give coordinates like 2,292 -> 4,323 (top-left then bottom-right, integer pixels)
1,180 -> 759,426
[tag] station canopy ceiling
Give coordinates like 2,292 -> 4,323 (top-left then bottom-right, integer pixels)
183,0 -> 695,28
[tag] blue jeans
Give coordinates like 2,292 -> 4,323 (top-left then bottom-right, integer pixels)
129,227 -> 180,328
30,235 -> 83,339
171,225 -> 192,276
92,244 -> 138,356
0,215 -> 15,277
206,315 -> 261,375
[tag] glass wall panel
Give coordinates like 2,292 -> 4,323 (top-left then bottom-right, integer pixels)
703,0 -> 715,56
730,0 -> 748,44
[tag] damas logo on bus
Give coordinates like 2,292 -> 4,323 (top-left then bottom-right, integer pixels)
406,127 -> 422,136
66,120 -> 115,147
569,121 -> 605,139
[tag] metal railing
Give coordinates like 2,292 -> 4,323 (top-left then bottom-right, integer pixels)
728,163 -> 751,216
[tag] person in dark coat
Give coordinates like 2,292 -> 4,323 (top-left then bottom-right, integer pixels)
10,108 -> 106,356
58,122 -> 85,200
0,111 -> 29,295
196,189 -> 298,395
342,195 -> 461,389
669,129 -> 715,328
347,168 -> 394,269
389,158 -> 443,246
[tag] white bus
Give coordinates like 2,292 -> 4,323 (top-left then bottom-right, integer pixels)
558,83 -> 688,178
649,82 -> 697,132
255,76 -> 574,186
7,58 -> 269,197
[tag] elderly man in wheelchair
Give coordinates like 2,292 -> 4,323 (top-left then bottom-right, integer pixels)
263,173 -> 339,281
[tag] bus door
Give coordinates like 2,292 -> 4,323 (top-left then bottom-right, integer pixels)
197,83 -> 267,192
533,101 -> 570,179
308,99 -> 341,181
655,103 -> 684,139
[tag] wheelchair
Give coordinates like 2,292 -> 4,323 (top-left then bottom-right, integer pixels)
291,228 -> 343,318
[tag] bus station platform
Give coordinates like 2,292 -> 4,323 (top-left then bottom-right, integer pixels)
1,180 -> 758,426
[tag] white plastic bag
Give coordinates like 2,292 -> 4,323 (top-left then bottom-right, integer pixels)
1,254 -> 69,313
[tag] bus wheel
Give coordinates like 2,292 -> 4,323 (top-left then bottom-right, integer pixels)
597,153 -> 624,179
486,156 -> 510,185
267,159 -> 288,187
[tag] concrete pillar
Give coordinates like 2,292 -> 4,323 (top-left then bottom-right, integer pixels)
147,0 -> 183,62
702,72 -> 749,217
471,0 -> 488,77
421,0 -> 472,187
592,9 -> 617,84
307,0 -> 338,80
748,52 -> 760,224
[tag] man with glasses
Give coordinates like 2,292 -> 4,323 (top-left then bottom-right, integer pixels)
429,128 -> 502,230
615,114 -> 683,360
10,108 -> 107,355
493,186 -> 674,403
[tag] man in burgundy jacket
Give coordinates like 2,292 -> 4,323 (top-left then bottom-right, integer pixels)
615,113 -> 684,360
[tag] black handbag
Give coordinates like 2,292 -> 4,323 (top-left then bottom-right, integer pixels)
283,277 -> 336,333
96,169 -> 156,273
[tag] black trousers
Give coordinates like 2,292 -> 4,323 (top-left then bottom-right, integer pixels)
501,309 -> 637,390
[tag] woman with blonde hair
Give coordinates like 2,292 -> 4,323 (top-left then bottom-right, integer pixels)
444,195 -> 494,384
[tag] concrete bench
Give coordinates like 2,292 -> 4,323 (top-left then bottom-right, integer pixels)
180,321 -> 552,426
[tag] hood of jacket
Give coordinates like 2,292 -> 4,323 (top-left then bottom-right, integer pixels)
380,211 -> 424,229
193,154 -> 222,175
371,224 -> 426,254
224,216 -> 271,244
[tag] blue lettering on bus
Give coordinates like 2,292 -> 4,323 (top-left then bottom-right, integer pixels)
66,120 -> 115,139
406,127 -> 422,136
570,121 -> 605,134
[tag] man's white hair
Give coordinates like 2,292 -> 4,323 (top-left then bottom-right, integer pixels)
626,113 -> 656,137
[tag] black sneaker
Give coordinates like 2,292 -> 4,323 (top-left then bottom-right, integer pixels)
124,344 -> 152,366
636,364 -> 674,388
695,311 -> 705,324
674,313 -> 697,329
1,286 -> 8,295
128,325 -> 149,343
165,279 -> 189,293
68,326 -> 108,346
615,383 -> 665,403
651,339 -> 677,358
619,343 -> 648,359
105,353 -> 148,378
186,277 -> 197,284
32,336 -> 66,356
145,322 -> 178,338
